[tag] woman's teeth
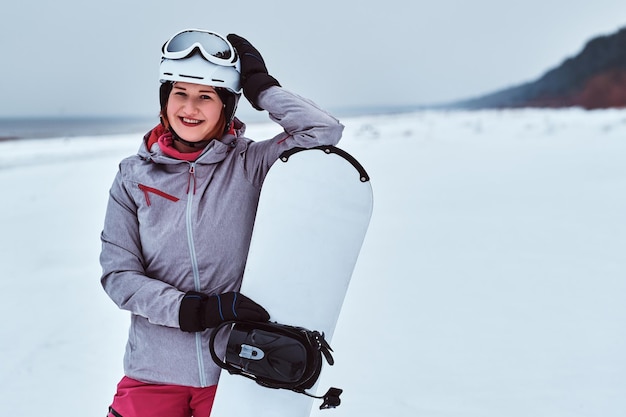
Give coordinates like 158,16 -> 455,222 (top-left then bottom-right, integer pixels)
182,118 -> 201,124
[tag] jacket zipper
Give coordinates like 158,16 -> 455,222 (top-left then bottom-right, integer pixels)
185,162 -> 207,387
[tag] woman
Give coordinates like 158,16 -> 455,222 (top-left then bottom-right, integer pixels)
100,29 -> 343,417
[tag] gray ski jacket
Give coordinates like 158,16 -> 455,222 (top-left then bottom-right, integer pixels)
100,86 -> 343,387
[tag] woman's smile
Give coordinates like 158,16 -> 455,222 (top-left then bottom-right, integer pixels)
180,117 -> 203,126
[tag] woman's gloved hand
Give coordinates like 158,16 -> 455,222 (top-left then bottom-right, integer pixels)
227,33 -> 280,110
179,291 -> 270,332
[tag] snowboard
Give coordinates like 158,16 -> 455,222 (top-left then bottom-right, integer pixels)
209,145 -> 373,417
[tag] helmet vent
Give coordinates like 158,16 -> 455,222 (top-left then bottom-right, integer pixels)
179,73 -> 203,80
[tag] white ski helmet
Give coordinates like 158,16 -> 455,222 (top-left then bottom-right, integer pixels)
159,29 -> 242,134
159,29 -> 242,94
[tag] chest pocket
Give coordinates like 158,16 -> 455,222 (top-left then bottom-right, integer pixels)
138,184 -> 180,206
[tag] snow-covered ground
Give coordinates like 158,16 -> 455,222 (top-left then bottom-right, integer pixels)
1,108 -> 625,416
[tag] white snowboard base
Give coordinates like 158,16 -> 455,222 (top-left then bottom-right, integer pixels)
210,146 -> 373,417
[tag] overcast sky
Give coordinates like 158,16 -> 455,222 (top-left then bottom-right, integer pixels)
1,0 -> 624,119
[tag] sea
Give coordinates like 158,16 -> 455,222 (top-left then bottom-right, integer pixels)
0,105 -> 424,142
0,116 -> 159,141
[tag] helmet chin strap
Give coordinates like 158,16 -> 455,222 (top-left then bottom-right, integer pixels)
170,128 -> 214,149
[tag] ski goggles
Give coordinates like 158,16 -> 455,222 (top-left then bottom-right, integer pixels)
162,29 -> 238,66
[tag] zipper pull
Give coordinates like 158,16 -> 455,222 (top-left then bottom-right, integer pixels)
187,163 -> 197,195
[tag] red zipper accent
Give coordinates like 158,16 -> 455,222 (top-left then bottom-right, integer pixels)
276,134 -> 292,145
138,184 -> 180,207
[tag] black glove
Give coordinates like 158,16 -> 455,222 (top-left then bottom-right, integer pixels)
179,291 -> 270,332
227,33 -> 280,110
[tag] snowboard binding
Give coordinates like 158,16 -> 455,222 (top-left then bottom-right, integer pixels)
209,320 -> 342,409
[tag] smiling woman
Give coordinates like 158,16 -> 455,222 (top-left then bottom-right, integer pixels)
99,29 -> 344,417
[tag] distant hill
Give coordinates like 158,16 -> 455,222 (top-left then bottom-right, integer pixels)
451,26 -> 626,109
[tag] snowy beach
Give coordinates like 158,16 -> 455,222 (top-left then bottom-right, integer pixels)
1,109 -> 625,416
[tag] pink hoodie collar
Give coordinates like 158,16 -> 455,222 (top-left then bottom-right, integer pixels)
148,122 -> 238,162
157,131 -> 205,161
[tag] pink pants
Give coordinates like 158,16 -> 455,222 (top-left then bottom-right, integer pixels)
107,376 -> 217,417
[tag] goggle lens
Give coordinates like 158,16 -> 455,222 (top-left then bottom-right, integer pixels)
163,30 -> 235,64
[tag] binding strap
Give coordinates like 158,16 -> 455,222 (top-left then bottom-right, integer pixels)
209,320 -> 343,409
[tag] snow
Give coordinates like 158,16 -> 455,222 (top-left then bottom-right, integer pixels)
1,108 -> 625,416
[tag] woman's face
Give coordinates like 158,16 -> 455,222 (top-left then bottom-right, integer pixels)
166,82 -> 224,143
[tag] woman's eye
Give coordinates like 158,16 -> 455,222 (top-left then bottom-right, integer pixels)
200,95 -> 213,100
